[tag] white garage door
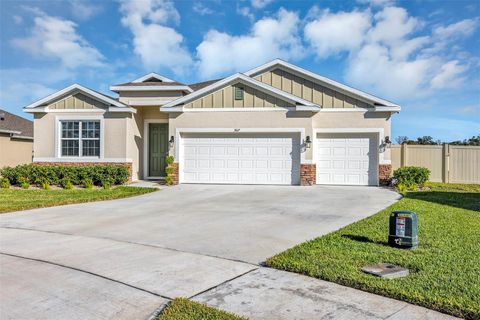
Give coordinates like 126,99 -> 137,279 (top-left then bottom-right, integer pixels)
182,133 -> 301,185
316,133 -> 378,186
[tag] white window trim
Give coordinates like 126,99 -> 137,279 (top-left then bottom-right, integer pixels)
143,119 -> 169,180
55,115 -> 105,160
175,128 -> 306,184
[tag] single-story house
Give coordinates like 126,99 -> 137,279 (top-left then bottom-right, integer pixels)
23,59 -> 400,186
0,109 -> 33,168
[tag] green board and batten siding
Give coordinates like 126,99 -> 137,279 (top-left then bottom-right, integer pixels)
148,123 -> 168,177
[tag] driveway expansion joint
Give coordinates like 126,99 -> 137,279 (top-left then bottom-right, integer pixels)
0,252 -> 172,300
0,226 -> 258,267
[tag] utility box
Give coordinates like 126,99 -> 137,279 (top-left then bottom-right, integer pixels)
389,210 -> 418,249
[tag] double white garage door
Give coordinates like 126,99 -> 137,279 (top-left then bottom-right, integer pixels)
180,132 -> 377,186
182,133 -> 301,185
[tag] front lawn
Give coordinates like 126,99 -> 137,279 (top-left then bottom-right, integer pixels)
0,187 -> 156,213
267,182 -> 480,319
157,298 -> 246,320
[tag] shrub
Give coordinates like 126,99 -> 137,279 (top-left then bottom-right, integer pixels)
60,178 -> 73,190
165,155 -> 174,165
41,181 -> 51,190
393,166 -> 430,190
0,177 -> 10,189
82,178 -> 94,189
165,166 -> 175,175
0,164 -> 129,187
18,177 -> 29,189
164,176 -> 173,186
101,180 -> 111,190
396,183 -> 407,192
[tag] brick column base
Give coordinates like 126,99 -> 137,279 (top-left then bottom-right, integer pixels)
300,164 -> 316,186
169,163 -> 179,185
379,164 -> 392,186
34,162 -> 132,183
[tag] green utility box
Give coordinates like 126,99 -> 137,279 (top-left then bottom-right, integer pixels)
389,210 -> 418,249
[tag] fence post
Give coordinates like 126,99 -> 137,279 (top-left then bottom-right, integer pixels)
442,144 -> 449,183
401,143 -> 407,167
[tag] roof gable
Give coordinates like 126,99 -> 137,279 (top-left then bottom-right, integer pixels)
23,84 -> 135,113
161,73 -> 319,112
245,59 -> 399,109
132,72 -> 174,83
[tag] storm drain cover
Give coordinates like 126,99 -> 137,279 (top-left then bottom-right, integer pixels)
361,263 -> 409,279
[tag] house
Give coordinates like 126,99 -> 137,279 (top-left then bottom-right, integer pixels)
0,109 -> 33,168
23,59 -> 400,186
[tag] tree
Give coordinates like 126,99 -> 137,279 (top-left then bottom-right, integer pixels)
396,136 -> 409,144
416,136 -> 439,145
450,134 -> 480,146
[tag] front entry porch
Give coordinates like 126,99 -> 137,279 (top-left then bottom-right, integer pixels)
144,121 -> 169,179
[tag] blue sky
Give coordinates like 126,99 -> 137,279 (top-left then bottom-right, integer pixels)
0,0 -> 479,142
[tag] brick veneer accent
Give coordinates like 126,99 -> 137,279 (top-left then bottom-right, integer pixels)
379,164 -> 392,186
300,164 -> 316,186
168,163 -> 179,185
34,162 -> 133,183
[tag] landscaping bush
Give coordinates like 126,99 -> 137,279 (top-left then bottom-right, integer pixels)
0,164 -> 129,187
0,177 -> 10,189
393,166 -> 430,190
18,177 -> 30,189
165,155 -> 174,165
82,178 -> 94,189
60,178 -> 73,190
101,180 -> 111,190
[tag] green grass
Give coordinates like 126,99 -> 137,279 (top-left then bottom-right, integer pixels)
157,298 -> 246,320
0,186 -> 157,213
267,182 -> 480,319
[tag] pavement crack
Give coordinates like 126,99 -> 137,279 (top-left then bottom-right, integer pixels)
188,267 -> 258,299
0,252 -> 172,301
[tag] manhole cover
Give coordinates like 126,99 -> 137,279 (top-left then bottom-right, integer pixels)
361,263 -> 409,279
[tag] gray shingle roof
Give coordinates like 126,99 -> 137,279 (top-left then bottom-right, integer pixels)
0,109 -> 33,138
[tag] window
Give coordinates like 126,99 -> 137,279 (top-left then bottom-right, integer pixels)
234,86 -> 244,100
60,120 -> 100,157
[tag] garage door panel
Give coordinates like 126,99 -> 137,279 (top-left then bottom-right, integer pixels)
317,133 -> 378,186
182,133 -> 300,185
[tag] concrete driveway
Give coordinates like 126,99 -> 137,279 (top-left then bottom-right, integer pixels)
0,185 -> 415,319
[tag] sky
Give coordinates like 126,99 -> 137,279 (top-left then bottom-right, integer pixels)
0,0 -> 479,142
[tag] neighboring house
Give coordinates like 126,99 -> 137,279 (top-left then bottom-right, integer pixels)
23,59 -> 400,186
0,109 -> 34,168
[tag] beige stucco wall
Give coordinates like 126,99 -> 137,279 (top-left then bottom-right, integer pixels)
168,110 -> 314,160
0,134 -> 33,168
33,112 -> 129,160
254,68 -> 371,109
168,110 -> 392,162
184,83 -> 295,108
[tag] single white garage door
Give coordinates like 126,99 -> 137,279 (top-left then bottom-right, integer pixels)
316,133 -> 378,185
182,133 -> 301,185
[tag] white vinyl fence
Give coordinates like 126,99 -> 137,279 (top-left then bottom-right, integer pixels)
391,144 -> 480,184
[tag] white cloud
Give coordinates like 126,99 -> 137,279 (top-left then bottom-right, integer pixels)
11,13 -> 104,68
305,5 -> 477,100
433,18 -> 478,40
70,0 -> 102,20
430,60 -> 467,89
196,8 -> 304,78
457,105 -> 479,114
119,0 -> 192,74
193,3 -> 214,15
304,9 -> 371,57
251,0 -> 274,9
237,6 -> 255,22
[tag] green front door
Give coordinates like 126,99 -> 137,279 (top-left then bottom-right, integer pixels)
149,123 -> 168,177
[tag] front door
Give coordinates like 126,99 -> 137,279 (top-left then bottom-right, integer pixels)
149,123 -> 168,177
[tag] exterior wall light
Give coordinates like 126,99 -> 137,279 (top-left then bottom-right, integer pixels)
169,136 -> 175,148
384,136 -> 392,147
305,136 -> 312,149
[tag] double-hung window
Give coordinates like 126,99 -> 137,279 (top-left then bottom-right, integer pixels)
60,120 -> 100,157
